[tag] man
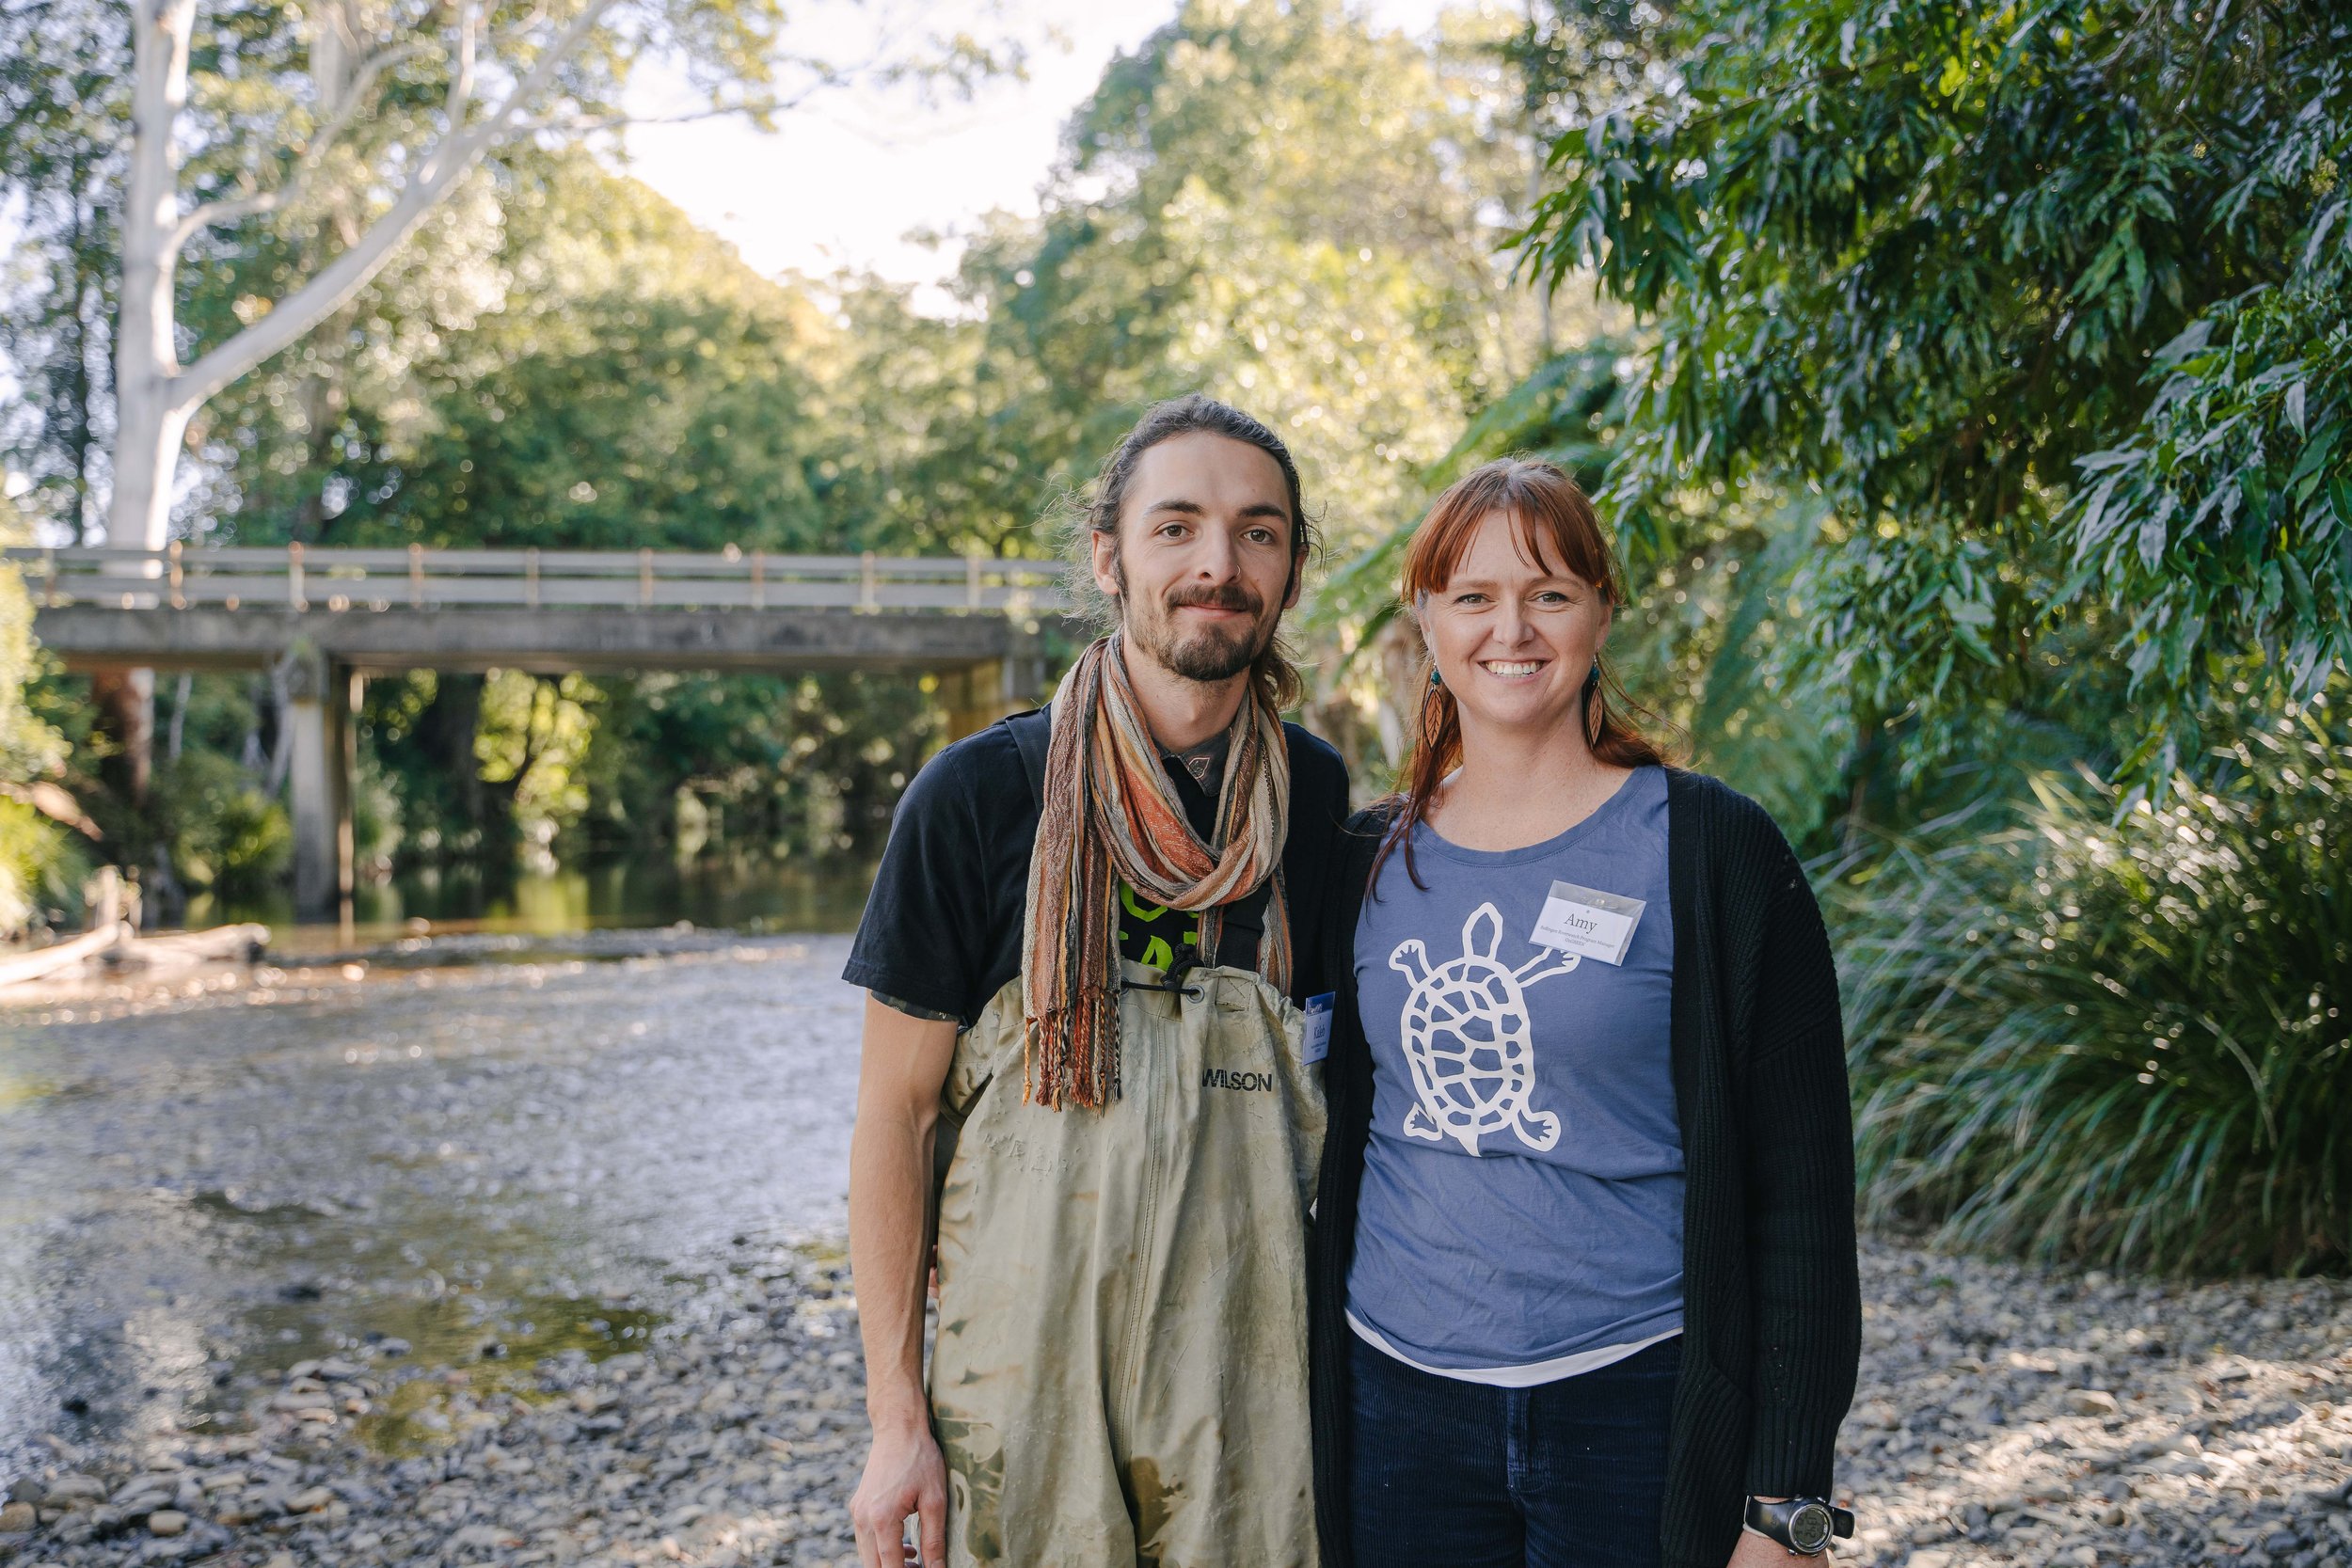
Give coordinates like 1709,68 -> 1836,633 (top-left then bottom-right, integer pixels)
843,394 -> 1350,1568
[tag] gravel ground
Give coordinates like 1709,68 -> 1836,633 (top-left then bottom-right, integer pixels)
1844,1245 -> 2352,1568
0,1241 -> 871,1568
4,1236 -> 2349,1567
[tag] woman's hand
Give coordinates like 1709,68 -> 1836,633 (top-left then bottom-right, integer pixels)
1727,1526 -> 1831,1567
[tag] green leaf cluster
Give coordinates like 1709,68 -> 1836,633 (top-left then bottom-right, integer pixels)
1520,0 -> 2349,782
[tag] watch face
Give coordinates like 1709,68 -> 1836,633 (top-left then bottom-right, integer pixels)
1788,1503 -> 1834,1554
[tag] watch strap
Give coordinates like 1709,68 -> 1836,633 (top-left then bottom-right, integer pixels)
1744,1497 -> 1856,1554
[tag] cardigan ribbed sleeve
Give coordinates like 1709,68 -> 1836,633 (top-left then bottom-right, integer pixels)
1736,824 -> 1862,1498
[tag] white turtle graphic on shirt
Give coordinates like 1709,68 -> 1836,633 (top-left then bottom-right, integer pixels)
1390,903 -> 1578,1157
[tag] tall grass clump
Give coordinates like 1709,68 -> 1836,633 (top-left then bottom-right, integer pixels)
1832,697 -> 2350,1275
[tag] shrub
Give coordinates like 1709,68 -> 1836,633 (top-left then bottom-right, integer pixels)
0,796 -> 87,936
1833,694 -> 2350,1275
159,751 -> 293,897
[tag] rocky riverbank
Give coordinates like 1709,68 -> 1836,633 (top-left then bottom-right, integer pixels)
4,1238 -> 2350,1568
0,1243 -> 871,1568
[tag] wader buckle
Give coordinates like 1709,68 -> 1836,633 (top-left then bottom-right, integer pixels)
1122,944 -> 1205,1002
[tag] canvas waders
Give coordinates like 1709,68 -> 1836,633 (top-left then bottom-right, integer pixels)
928,957 -> 1326,1567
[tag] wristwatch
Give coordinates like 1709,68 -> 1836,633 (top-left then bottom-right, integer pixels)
1744,1496 -> 1855,1556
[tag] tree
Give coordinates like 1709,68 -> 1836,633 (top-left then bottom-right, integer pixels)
105,0 -> 795,552
1520,0 -> 2350,785
47,0 -> 1011,800
830,0 -> 1548,774
0,0 -> 130,545
214,153 -> 832,553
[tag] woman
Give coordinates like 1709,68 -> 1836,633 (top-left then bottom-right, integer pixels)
1307,459 -> 1860,1568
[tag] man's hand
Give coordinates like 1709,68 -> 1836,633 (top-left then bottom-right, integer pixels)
850,1419 -> 946,1568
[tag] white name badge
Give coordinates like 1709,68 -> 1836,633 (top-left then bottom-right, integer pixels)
1528,880 -> 1645,966
1302,992 -> 1334,1065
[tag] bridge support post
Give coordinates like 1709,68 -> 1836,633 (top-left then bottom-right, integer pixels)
939,632 -> 1054,741
940,661 -> 1007,741
285,644 -> 355,922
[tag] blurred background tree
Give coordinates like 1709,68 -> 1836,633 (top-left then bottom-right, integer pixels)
1518,0 -> 2348,801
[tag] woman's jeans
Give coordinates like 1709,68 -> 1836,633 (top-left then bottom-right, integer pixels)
1347,1331 -> 1681,1568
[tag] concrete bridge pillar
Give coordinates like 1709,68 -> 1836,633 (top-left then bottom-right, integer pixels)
284,644 -> 356,921
941,661 -> 1008,741
940,628 -> 1055,741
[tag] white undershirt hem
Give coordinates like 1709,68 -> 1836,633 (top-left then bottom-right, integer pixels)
1346,1311 -> 1682,1389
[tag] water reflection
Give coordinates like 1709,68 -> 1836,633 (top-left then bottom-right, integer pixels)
184,854 -> 879,950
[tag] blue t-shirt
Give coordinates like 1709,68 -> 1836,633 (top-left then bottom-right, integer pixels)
1346,765 -> 1683,1373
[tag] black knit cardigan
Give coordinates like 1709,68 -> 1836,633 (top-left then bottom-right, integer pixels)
1307,769 -> 1862,1568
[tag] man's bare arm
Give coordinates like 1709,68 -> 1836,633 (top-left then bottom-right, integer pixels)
847,995 -> 958,1568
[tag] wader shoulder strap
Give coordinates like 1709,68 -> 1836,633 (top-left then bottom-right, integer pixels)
1003,706 -> 1053,809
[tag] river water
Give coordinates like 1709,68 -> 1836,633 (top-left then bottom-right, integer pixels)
0,887 -> 876,1478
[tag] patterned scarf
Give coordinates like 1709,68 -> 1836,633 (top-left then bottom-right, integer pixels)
1022,633 -> 1293,1108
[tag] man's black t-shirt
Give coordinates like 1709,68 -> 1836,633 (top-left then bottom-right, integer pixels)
844,711 -> 1351,1026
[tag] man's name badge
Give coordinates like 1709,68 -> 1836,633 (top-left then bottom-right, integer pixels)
1528,881 -> 1645,966
1302,993 -> 1334,1065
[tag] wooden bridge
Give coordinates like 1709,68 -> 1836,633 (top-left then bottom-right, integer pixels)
14,545 -> 1074,917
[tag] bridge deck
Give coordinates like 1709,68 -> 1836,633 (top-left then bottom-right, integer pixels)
28,604 -> 1050,673
18,546 -> 1073,916
12,545 -> 1073,673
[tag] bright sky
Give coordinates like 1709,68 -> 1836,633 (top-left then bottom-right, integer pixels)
623,0 -> 1453,308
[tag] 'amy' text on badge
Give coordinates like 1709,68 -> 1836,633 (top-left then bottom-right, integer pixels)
1528,880 -> 1645,966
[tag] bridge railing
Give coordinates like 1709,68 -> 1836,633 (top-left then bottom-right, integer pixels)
8,545 -> 1073,614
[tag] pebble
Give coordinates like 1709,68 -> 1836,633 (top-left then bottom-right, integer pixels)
1845,1244 -> 2352,1567
0,1246 -> 870,1568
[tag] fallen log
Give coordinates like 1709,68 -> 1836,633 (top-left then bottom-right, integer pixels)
0,921 -> 130,986
110,923 -> 271,970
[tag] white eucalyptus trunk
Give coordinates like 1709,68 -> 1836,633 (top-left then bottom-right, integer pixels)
103,0 -> 617,559
108,0 -> 198,553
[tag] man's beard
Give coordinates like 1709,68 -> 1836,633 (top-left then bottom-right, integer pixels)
1121,576 -> 1276,685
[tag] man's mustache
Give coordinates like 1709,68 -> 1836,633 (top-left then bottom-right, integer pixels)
1164,583 -> 1264,617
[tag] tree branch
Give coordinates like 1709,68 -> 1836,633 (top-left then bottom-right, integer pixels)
167,38 -> 434,252
442,0 -> 479,135
172,0 -> 622,411
508,80 -> 831,138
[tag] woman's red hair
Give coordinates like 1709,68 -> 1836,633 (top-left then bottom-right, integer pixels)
1375,457 -> 1673,890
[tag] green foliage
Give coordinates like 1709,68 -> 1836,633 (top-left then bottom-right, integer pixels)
898,0 -> 1530,566
1834,689 -> 2352,1274
566,671 -> 940,860
2074,254 -> 2352,775
155,748 -> 293,896
0,797 -> 88,934
339,287 -> 826,550
0,504 -> 70,786
1521,0 -> 2351,783
360,672 -> 504,864
0,0 -> 125,545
